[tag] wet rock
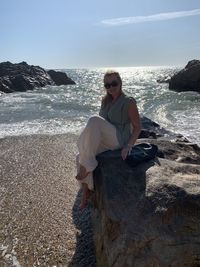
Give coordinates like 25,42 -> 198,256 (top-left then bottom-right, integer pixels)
47,70 -> 75,86
0,61 -> 75,93
139,129 -> 157,139
169,59 -> 200,93
157,77 -> 171,83
0,61 -> 54,93
140,116 -> 182,140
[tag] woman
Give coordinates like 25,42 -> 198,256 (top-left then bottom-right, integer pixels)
76,70 -> 141,209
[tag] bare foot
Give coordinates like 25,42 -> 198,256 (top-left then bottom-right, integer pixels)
80,186 -> 93,210
86,188 -> 93,199
80,186 -> 88,210
80,199 -> 87,210
76,164 -> 90,180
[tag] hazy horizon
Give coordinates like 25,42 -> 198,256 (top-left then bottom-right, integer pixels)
1,0 -> 200,69
0,60 -> 185,70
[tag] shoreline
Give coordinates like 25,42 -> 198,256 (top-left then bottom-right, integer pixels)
1,127 -> 199,266
0,133 -> 96,267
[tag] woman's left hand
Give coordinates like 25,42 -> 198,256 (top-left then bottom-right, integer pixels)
121,147 -> 130,160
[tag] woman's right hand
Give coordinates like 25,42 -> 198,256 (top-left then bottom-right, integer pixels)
121,146 -> 130,160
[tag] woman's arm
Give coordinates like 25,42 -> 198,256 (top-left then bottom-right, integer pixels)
121,101 -> 141,160
127,101 -> 141,146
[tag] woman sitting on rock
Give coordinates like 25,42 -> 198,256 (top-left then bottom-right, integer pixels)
76,70 -> 141,209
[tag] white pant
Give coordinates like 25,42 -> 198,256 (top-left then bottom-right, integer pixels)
76,115 -> 120,190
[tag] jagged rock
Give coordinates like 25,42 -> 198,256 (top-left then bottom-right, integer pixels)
169,60 -> 200,93
139,129 -> 157,139
92,138 -> 200,267
141,116 -> 160,129
157,77 -> 171,83
92,116 -> 200,267
0,61 -> 75,93
185,60 -> 200,69
47,70 -> 75,85
0,61 -> 54,93
143,138 -> 200,165
139,116 -> 182,140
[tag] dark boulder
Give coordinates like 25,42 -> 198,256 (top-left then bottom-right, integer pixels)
47,70 -> 75,86
0,61 -> 75,93
139,115 -> 181,140
157,76 -> 171,84
0,61 -> 54,93
169,59 -> 200,93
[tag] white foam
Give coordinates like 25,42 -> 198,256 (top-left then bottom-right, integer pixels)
0,67 -> 199,145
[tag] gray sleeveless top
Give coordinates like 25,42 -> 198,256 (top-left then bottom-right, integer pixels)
99,94 -> 136,147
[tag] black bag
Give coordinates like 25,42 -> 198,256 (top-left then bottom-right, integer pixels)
125,143 -> 158,167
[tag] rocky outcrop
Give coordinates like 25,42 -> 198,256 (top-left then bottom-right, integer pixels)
47,70 -> 75,85
157,77 -> 171,84
92,116 -> 200,267
169,60 -> 200,93
0,61 -> 75,93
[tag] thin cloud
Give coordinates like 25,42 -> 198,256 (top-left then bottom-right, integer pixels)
101,9 -> 200,26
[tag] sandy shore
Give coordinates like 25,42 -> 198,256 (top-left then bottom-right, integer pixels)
0,134 -> 96,267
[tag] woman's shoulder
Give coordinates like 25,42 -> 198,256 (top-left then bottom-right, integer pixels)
124,94 -> 137,104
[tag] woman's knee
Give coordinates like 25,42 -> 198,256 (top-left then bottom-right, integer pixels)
87,115 -> 102,126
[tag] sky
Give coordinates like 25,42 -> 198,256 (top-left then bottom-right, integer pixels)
1,0 -> 200,69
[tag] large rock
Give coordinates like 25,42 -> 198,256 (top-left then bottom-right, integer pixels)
92,118 -> 200,267
0,61 -> 53,93
0,61 -> 75,93
47,70 -> 75,85
169,60 -> 200,93
139,116 -> 179,140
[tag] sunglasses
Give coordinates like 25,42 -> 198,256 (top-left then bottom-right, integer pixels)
104,80 -> 119,89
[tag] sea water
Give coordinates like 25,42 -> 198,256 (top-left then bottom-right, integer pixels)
0,67 -> 200,145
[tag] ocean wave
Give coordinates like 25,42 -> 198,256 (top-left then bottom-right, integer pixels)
1,67 -> 199,144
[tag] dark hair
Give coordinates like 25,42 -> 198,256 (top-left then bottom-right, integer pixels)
101,70 -> 123,107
